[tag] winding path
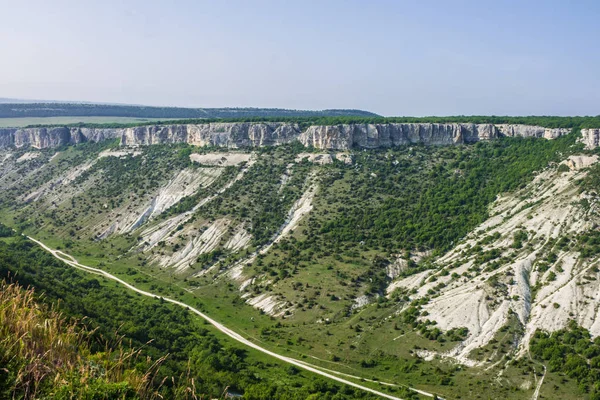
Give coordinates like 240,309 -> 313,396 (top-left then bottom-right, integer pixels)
26,236 -> 441,400
530,359 -> 546,400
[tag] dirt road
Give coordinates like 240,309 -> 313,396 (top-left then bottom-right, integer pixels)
27,235 -> 441,400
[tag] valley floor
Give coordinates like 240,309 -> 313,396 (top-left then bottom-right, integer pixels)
27,234 -> 431,400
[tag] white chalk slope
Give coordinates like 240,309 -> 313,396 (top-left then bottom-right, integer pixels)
389,155 -> 600,364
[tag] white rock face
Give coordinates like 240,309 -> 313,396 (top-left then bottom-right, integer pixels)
388,158 -> 600,364
138,156 -> 257,251
268,184 -> 317,249
120,123 -> 301,147
189,152 -> 251,166
496,124 -> 570,139
164,219 -> 230,272
224,226 -> 252,252
246,293 -> 288,316
98,148 -> 142,158
0,130 -> 14,148
298,123 -> 500,148
0,127 -> 123,148
123,168 -> 222,233
295,153 -> 334,164
227,180 -> 317,291
0,122 -> 576,150
562,154 -> 598,170
1,153 -> 12,164
16,152 -> 40,162
580,128 -> 600,149
23,160 -> 95,203
335,153 -> 353,164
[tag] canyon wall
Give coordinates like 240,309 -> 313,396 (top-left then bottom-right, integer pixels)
0,123 -> 575,150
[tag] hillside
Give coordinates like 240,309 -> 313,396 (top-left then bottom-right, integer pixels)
1,125 -> 600,399
0,229 -> 386,399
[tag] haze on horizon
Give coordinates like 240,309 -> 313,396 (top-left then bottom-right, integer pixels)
1,0 -> 599,117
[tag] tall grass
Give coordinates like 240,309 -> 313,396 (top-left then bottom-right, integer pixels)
0,279 -> 210,399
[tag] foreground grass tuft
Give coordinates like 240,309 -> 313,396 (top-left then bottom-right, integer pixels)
0,279 -> 168,399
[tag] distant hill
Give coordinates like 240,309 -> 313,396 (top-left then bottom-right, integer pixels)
0,98 -> 49,104
0,102 -> 380,119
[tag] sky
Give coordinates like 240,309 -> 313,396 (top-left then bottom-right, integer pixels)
0,0 -> 599,116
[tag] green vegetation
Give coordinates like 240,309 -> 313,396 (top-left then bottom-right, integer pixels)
531,322 -> 600,399
0,103 -> 378,124
8,114 -> 600,130
0,116 -> 166,128
164,165 -> 239,217
512,230 -> 528,249
224,133 -> 582,329
575,230 -> 600,258
572,160 -> 600,256
0,236 -> 383,399
196,146 -> 310,245
0,222 -> 13,237
74,145 -> 191,197
287,133 -> 580,258
0,279 -> 156,400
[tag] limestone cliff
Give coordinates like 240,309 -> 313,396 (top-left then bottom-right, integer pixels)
298,123 -> 498,148
495,124 -> 571,139
120,123 -> 301,147
0,122 -> 577,150
0,127 -> 122,149
580,128 -> 600,149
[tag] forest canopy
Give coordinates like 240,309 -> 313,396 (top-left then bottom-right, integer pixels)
15,115 -> 600,130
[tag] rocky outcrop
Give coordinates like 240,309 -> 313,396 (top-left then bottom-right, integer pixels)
120,122 -> 301,147
563,154 -> 599,170
75,127 -> 124,144
0,122 -> 577,150
0,127 -> 122,148
0,129 -> 14,148
298,123 -> 499,148
496,124 -> 571,139
580,129 -> 600,149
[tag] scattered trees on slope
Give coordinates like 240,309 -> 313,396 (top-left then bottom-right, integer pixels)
531,321 -> 600,399
0,237 -> 380,399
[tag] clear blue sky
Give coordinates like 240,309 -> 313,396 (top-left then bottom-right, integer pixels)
1,0 -> 599,116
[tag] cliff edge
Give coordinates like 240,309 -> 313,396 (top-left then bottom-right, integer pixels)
0,122 -> 579,150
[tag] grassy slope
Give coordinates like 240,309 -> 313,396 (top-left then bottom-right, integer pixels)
0,234 -> 392,400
